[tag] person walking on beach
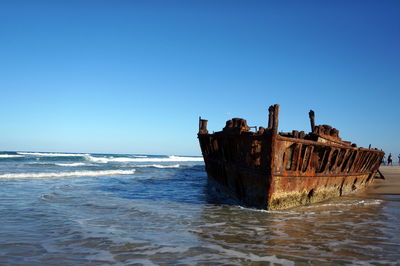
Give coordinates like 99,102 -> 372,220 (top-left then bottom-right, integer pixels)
388,153 -> 393,166
398,154 -> 400,165
382,154 -> 386,165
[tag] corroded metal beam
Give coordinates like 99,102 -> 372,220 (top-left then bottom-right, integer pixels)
198,105 -> 384,210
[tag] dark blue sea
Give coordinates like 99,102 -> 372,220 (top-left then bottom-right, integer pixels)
0,151 -> 399,265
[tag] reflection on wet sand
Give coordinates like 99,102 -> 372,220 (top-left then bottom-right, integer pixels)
195,167 -> 400,264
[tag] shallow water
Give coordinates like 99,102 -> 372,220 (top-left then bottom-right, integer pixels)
0,151 -> 399,264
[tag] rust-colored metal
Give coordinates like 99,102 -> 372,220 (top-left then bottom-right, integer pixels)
198,104 -> 384,210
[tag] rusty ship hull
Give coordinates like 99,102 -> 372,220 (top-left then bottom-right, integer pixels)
198,105 -> 384,210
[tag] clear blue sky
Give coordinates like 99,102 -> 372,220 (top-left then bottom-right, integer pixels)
0,0 -> 399,156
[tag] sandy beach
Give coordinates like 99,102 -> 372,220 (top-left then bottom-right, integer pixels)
368,166 -> 400,194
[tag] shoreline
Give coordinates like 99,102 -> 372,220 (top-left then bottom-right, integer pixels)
366,166 -> 400,195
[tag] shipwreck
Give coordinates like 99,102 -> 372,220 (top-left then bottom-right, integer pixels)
198,104 -> 384,210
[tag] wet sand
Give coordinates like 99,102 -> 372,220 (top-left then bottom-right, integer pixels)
368,166 -> 400,194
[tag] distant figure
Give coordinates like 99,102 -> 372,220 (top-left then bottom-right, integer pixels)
398,154 -> 400,165
388,153 -> 393,166
382,154 -> 386,165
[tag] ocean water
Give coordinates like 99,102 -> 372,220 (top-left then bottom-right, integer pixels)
0,151 -> 399,265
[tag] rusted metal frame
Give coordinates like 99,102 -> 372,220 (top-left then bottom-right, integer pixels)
318,147 -> 331,174
198,117 -> 201,131
357,152 -> 370,173
283,145 -> 379,176
212,134 -> 269,170
315,147 -> 326,173
204,139 -> 210,156
368,153 -> 381,173
325,148 -> 339,173
336,149 -> 348,169
347,151 -> 358,172
336,149 -> 359,175
309,110 -> 315,132
299,145 -> 308,173
366,153 -> 379,172
273,105 -> 280,134
295,144 -> 304,172
330,149 -> 342,174
278,135 -> 350,149
284,144 -> 294,171
326,148 -> 339,174
356,151 -> 370,173
360,152 -> 371,172
323,147 -> 336,174
282,146 -> 289,171
360,152 -> 373,173
340,150 -> 353,172
268,106 -> 274,130
368,154 -> 378,171
273,172 -> 370,178
343,150 -> 356,173
368,154 -> 379,171
198,118 -> 209,134
248,126 -> 258,132
276,137 -> 384,175
292,143 -> 302,172
352,151 -> 365,173
346,151 -> 359,173
318,147 -> 331,173
268,131 -> 279,202
205,157 -> 268,175
280,144 -> 349,177
215,138 -> 221,159
317,135 -> 354,146
212,134 -> 264,142
206,137 -> 212,157
336,149 -> 348,171
210,138 -> 214,156
274,146 -> 378,178
372,153 -> 384,172
356,152 -> 369,172
198,136 -> 209,157
269,104 -> 279,135
282,143 -> 302,173
303,145 -> 314,173
277,135 -> 384,154
209,130 -> 382,178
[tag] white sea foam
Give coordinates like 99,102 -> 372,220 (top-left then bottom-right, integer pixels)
0,154 -> 24,158
302,199 -> 384,209
85,155 -> 203,163
28,162 -> 88,167
137,164 -> 180,168
18,152 -> 88,157
55,163 -> 87,167
200,243 -> 295,265
0,169 -> 136,179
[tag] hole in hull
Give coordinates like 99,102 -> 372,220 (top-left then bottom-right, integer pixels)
352,178 -> 358,191
307,189 -> 314,202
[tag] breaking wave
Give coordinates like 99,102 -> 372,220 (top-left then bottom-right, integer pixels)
311,199 -> 383,207
0,154 -> 24,158
55,163 -> 87,167
85,155 -> 203,163
27,162 -> 90,167
136,164 -> 180,168
18,152 -> 88,157
6,152 -> 202,165
0,169 -> 136,179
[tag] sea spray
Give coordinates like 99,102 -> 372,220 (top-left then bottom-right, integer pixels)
0,169 -> 136,179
